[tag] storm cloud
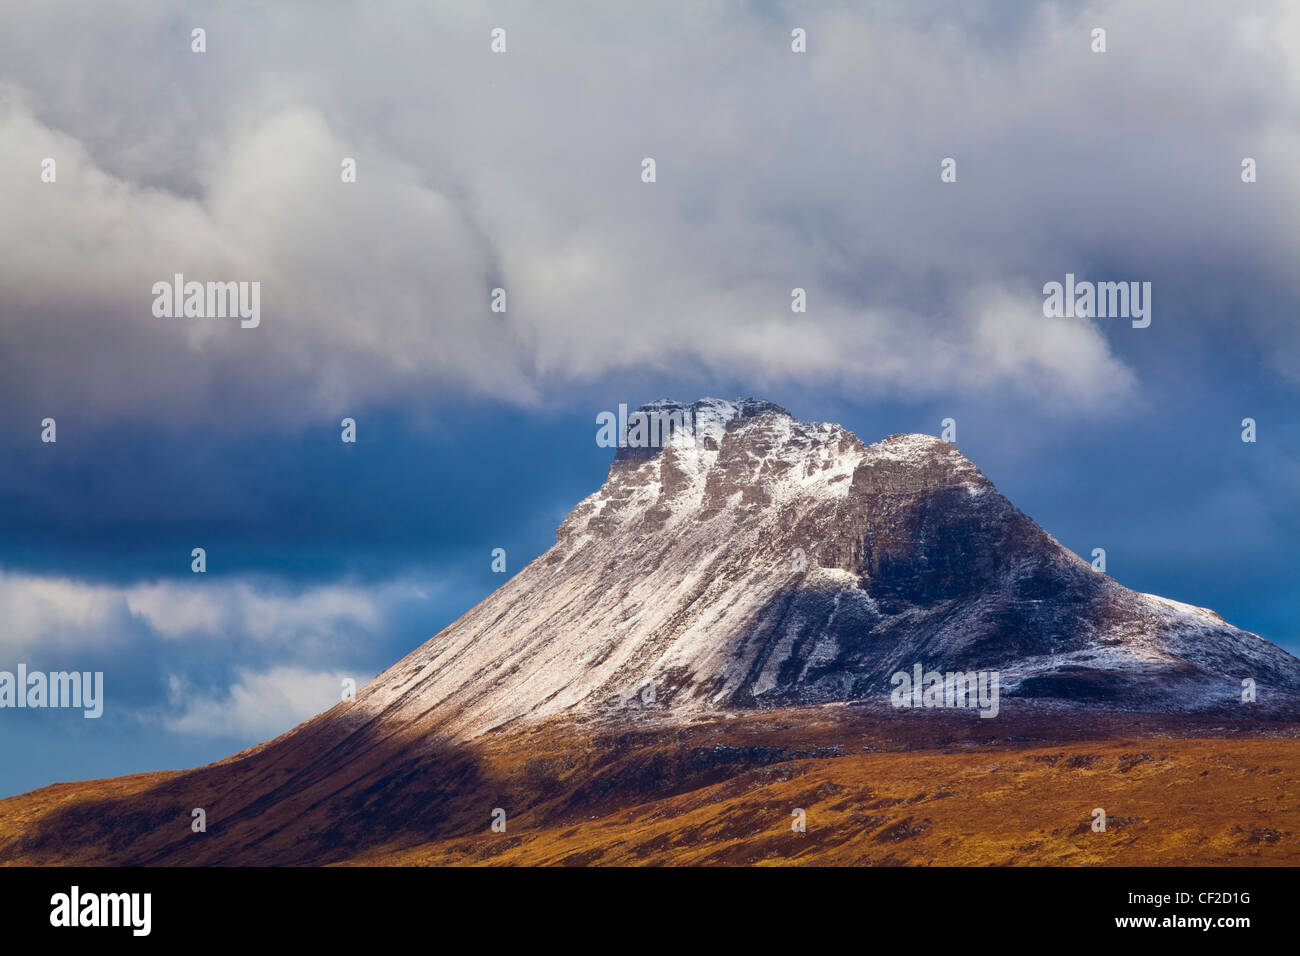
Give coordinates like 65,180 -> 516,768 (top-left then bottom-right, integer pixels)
3,0 -> 1297,428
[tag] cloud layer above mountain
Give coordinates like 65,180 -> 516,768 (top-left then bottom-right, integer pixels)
3,0 -> 1298,426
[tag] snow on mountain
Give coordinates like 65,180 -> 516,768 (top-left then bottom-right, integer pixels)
353,399 -> 1300,738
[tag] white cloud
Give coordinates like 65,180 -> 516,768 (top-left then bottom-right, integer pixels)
161,666 -> 362,738
0,569 -> 425,657
0,574 -> 133,653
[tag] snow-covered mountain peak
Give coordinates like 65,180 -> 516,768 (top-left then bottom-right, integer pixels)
349,399 -> 1300,738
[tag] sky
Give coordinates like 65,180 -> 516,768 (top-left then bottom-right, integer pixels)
1,0 -> 1298,798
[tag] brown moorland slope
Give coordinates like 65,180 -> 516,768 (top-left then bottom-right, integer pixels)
2,704 -> 1296,866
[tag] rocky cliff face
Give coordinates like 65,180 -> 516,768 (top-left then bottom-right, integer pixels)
350,399 -> 1300,738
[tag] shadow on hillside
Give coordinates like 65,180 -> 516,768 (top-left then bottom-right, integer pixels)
5,711 -> 498,866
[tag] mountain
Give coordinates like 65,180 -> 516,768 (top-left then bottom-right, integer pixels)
353,398 -> 1299,737
3,397 -> 1298,867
